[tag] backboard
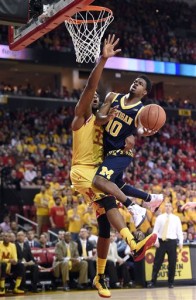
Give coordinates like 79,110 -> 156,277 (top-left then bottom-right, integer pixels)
9,0 -> 95,51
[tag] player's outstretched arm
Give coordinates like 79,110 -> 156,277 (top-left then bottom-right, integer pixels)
72,35 -> 121,131
95,92 -> 119,126
181,202 -> 196,210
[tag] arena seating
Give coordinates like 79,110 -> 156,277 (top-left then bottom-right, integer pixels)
0,0 -> 195,63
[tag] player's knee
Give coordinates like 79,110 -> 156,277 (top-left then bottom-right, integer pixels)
97,196 -> 117,212
98,214 -> 110,238
99,230 -> 110,239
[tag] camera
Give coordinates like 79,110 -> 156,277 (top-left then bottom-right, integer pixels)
29,0 -> 43,18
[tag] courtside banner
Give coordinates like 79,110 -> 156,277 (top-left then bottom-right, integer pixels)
178,109 -> 192,117
145,246 -> 192,281
105,57 -> 196,77
0,45 -> 32,60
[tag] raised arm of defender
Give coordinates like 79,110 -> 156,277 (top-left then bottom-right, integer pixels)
72,35 -> 121,131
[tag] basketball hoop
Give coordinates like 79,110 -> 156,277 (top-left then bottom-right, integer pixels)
64,6 -> 114,63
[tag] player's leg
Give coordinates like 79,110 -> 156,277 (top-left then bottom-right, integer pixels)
0,263 -> 7,295
97,196 -> 157,262
93,212 -> 111,298
115,174 -> 164,212
70,168 -> 111,297
92,200 -> 156,298
93,155 -> 147,227
93,155 -> 163,214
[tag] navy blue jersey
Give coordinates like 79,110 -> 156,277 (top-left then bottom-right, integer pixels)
103,93 -> 143,155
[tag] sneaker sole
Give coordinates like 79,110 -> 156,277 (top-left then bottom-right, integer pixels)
13,291 -> 25,294
93,282 -> 111,298
133,233 -> 157,262
150,197 -> 164,213
98,292 -> 111,298
153,199 -> 164,213
135,210 -> 147,229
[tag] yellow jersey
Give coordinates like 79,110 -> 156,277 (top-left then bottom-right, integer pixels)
72,114 -> 103,166
33,192 -> 52,216
0,241 -> 17,274
67,208 -> 83,233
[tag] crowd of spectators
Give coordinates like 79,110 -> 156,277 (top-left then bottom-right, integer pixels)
0,106 -> 74,189
101,0 -> 196,63
0,0 -> 195,63
0,82 -> 82,101
0,82 -> 195,109
0,106 -> 195,189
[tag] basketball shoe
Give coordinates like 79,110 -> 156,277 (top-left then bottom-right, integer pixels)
127,203 -> 147,228
93,274 -> 111,298
129,233 -> 157,262
148,194 -> 164,212
0,288 -> 5,296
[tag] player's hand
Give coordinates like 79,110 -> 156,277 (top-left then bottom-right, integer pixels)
104,105 -> 119,122
9,259 -> 17,265
137,125 -> 158,137
143,127 -> 158,136
137,117 -> 158,137
124,135 -> 135,151
102,34 -> 121,59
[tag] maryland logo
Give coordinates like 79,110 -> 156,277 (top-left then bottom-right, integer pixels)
2,252 -> 10,259
99,166 -> 114,180
86,188 -> 96,201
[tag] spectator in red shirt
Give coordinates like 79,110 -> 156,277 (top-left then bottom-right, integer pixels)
49,196 -> 66,236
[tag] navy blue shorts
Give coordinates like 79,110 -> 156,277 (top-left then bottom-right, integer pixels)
95,154 -> 133,183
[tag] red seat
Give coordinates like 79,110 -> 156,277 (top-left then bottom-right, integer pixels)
31,248 -> 48,265
8,205 -> 20,217
23,205 -> 36,221
46,248 -> 56,265
31,248 -> 55,288
31,247 -> 56,271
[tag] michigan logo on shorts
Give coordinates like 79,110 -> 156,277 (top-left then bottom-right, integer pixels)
99,166 -> 114,180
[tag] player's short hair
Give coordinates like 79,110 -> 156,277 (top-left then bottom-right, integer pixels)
138,74 -> 152,94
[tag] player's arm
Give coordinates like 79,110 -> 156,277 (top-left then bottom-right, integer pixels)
95,92 -> 118,126
181,202 -> 196,210
72,35 -> 121,131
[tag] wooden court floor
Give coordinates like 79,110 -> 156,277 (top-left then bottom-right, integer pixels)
3,286 -> 196,300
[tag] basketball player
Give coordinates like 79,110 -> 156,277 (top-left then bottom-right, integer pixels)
70,34 -> 157,298
181,202 -> 196,210
93,75 -> 164,215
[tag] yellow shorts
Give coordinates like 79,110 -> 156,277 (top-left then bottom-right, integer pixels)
70,165 -> 106,217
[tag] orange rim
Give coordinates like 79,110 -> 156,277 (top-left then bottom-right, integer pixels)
65,5 -> 113,24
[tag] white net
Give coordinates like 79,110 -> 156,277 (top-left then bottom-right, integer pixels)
65,6 -> 114,63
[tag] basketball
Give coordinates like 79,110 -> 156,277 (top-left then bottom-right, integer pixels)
139,104 -> 166,132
